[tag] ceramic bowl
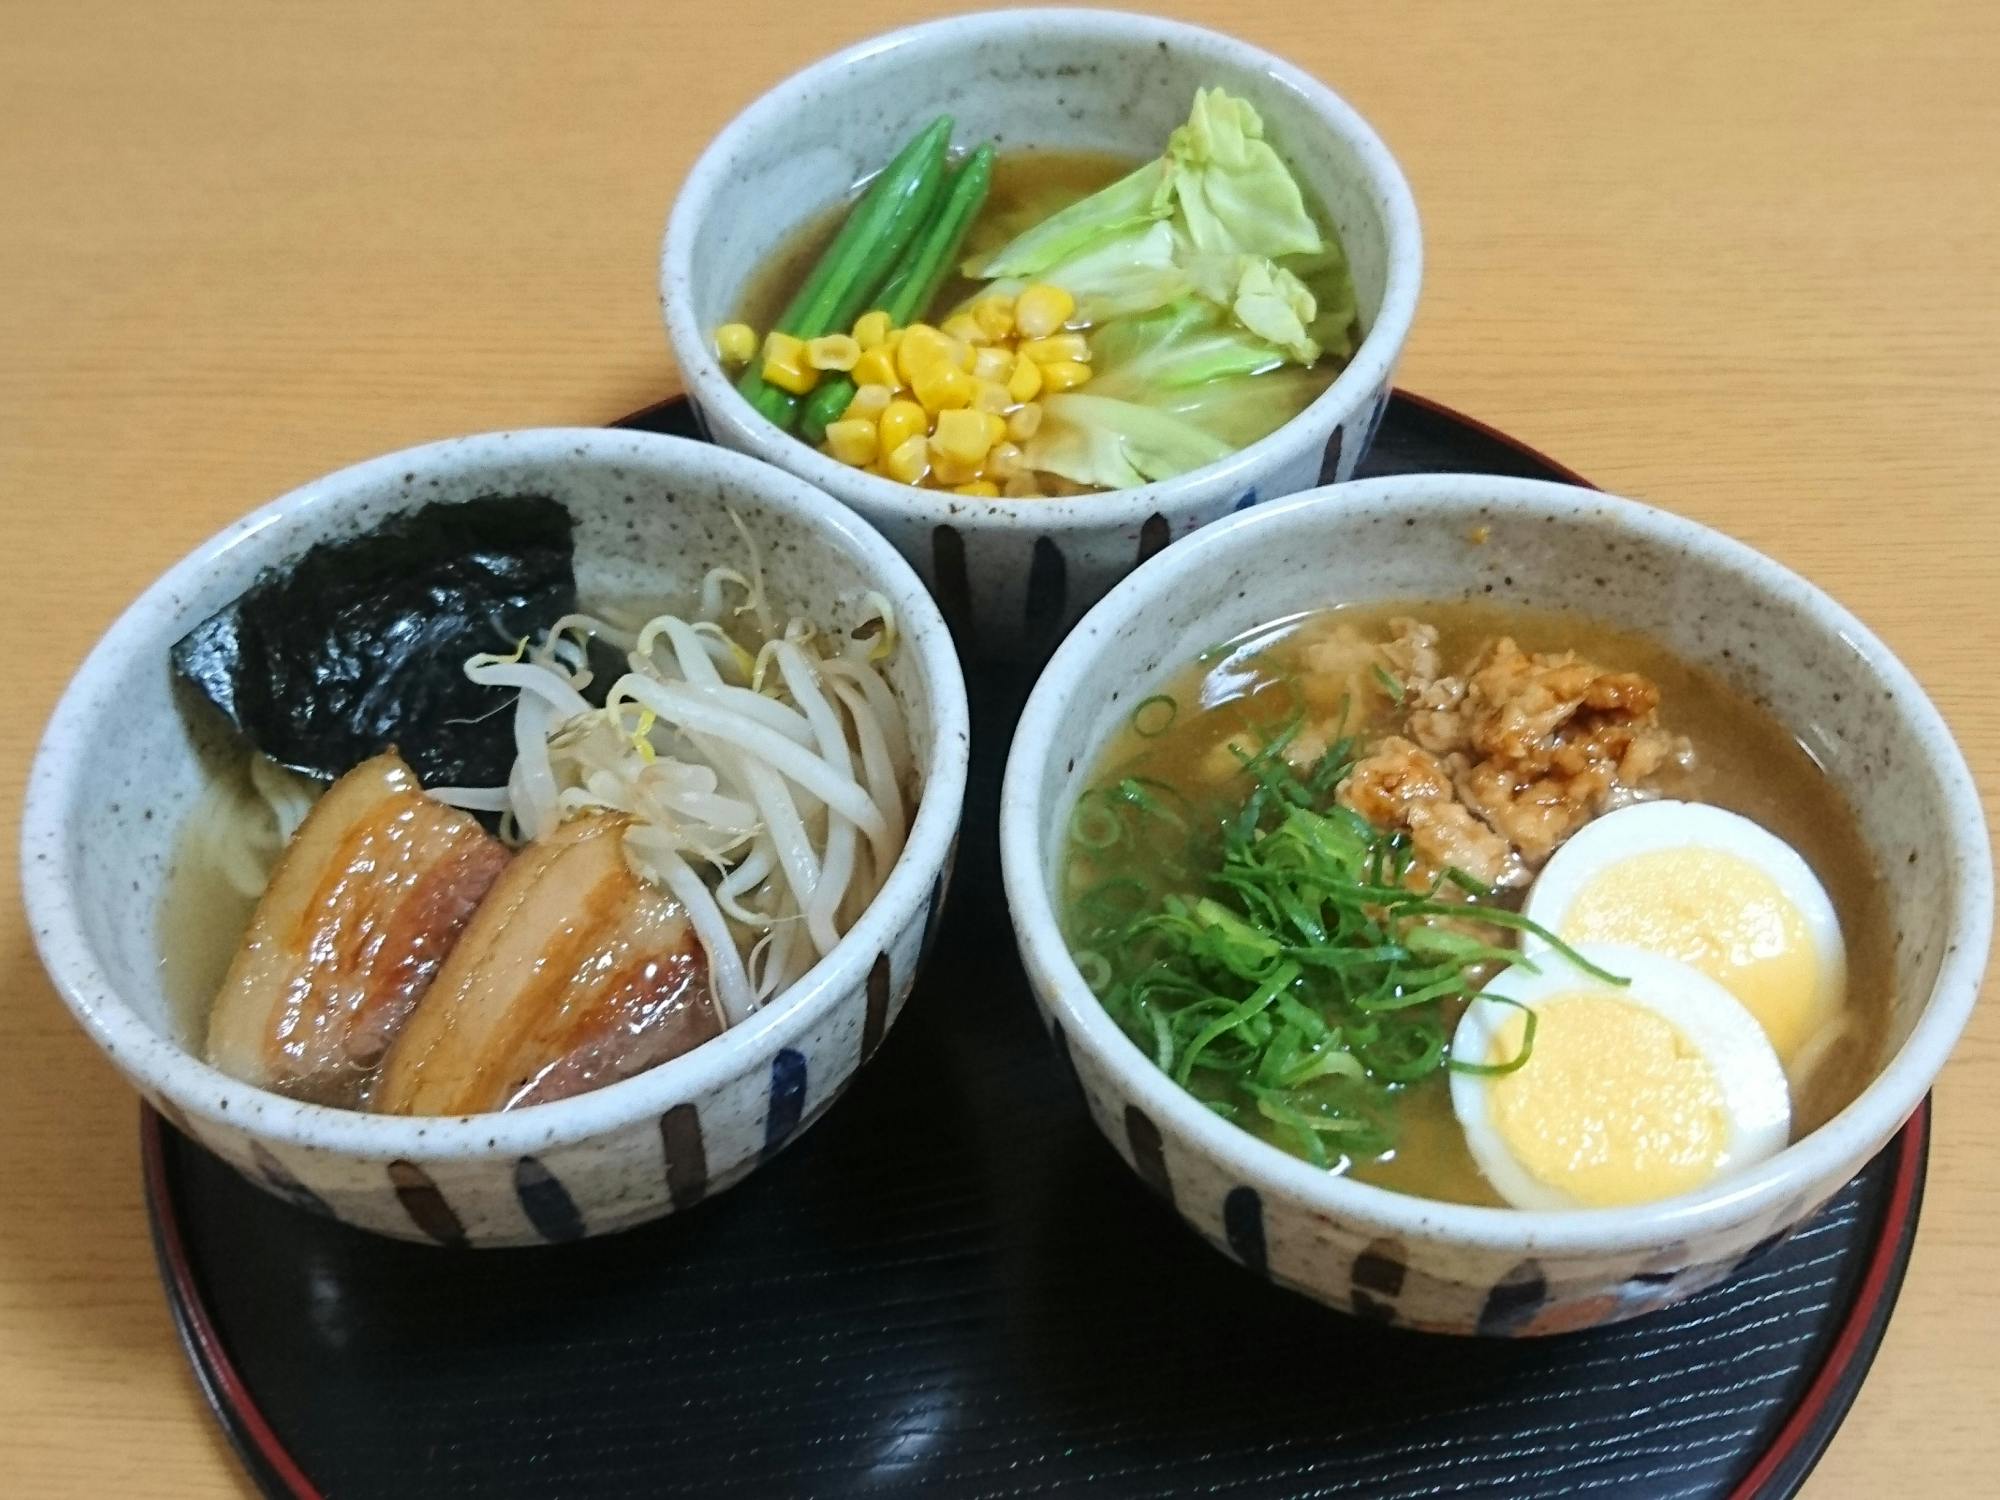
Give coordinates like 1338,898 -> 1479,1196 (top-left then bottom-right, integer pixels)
999,474 -> 1991,1334
23,429 -> 970,1247
661,7 -> 1421,661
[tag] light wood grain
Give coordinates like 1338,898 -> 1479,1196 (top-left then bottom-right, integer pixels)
2,1 -> 1994,1494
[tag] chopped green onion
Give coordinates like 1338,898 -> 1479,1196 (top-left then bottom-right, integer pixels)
1061,698 -> 1625,1179
1132,694 -> 1178,737
1068,795 -> 1124,850
1446,994 -> 1539,1077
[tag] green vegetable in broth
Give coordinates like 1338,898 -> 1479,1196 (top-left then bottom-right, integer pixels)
799,143 -> 996,444
963,87 -> 1360,491
1028,300 -> 1330,487
1064,698 -> 1612,1171
736,114 -> 955,430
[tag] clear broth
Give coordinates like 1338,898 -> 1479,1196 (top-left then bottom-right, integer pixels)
1065,602 -> 1894,1208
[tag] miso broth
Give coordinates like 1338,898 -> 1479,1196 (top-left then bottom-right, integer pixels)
1062,602 -> 1893,1209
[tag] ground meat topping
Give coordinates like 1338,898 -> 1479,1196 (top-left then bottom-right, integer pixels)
1328,628 -> 1687,878
1337,735 -> 1517,888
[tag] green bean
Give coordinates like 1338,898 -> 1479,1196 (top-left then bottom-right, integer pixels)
799,143 -> 995,444
878,142 -> 995,320
735,115 -> 953,430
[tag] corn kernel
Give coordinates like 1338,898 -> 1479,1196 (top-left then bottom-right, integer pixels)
852,346 -> 900,391
972,378 -> 1012,415
852,310 -> 892,350
911,360 -> 975,414
932,408 -> 995,468
715,322 -> 757,365
895,324 -> 956,385
805,334 -> 860,371
953,337 -> 978,372
1017,333 -> 1090,366
1038,359 -> 1091,392
844,383 -> 894,420
884,433 -> 930,485
970,295 -> 1016,341
972,346 -> 1014,383
1007,401 -> 1043,441
823,418 -> 879,468
1003,472 -> 1044,498
941,312 -> 989,347
759,331 -> 817,395
953,481 -> 1001,498
1006,356 -> 1042,402
929,449 -> 984,486
1015,283 -> 1076,338
986,441 -> 1024,480
878,398 -> 928,455
981,411 -> 1009,448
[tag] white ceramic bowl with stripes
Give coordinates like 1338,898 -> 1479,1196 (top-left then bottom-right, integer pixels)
23,428 -> 970,1246
661,8 -> 1421,662
999,475 -> 1991,1334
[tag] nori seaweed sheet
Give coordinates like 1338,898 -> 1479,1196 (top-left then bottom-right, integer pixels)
171,495 -> 576,789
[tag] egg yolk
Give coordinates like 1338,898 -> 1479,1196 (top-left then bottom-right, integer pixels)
1487,992 -> 1728,1207
1559,847 -> 1822,1062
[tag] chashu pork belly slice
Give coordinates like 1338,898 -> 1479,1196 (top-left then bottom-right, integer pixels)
374,813 -> 722,1116
205,751 -> 509,1106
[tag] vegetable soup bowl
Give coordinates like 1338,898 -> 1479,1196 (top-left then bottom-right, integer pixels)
22,429 -> 970,1246
661,8 -> 1421,661
998,474 -> 1991,1334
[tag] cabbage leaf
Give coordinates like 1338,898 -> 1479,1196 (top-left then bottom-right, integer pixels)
968,87 -> 1362,488
1166,88 -> 1324,262
1024,300 -> 1327,488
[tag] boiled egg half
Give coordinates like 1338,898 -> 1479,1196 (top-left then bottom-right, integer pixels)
1520,801 -> 1846,1080
1450,945 -> 1791,1210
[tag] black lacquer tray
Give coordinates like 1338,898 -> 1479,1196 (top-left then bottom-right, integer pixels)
145,392 -> 1928,1500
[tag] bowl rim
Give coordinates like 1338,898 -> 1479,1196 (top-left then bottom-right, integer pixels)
21,427 -> 971,1162
998,473 -> 1993,1255
659,6 -> 1423,532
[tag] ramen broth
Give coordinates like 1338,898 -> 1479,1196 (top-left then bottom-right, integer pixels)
1063,602 -> 1893,1208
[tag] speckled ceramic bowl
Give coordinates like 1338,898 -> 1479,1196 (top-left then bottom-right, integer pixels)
23,429 -> 969,1246
661,8 -> 1420,661
999,474 -> 1991,1334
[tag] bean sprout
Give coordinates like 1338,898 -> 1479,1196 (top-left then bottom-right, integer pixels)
434,521 -> 912,1027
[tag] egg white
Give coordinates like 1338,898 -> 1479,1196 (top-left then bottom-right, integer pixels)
1449,944 -> 1792,1211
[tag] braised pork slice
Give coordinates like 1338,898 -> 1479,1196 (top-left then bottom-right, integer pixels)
204,752 -> 508,1106
373,814 -> 719,1115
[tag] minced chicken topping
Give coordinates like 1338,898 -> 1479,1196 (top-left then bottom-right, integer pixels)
1302,617 -> 1688,887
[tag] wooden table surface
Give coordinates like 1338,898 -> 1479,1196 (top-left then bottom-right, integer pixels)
3,1 -> 1995,1493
